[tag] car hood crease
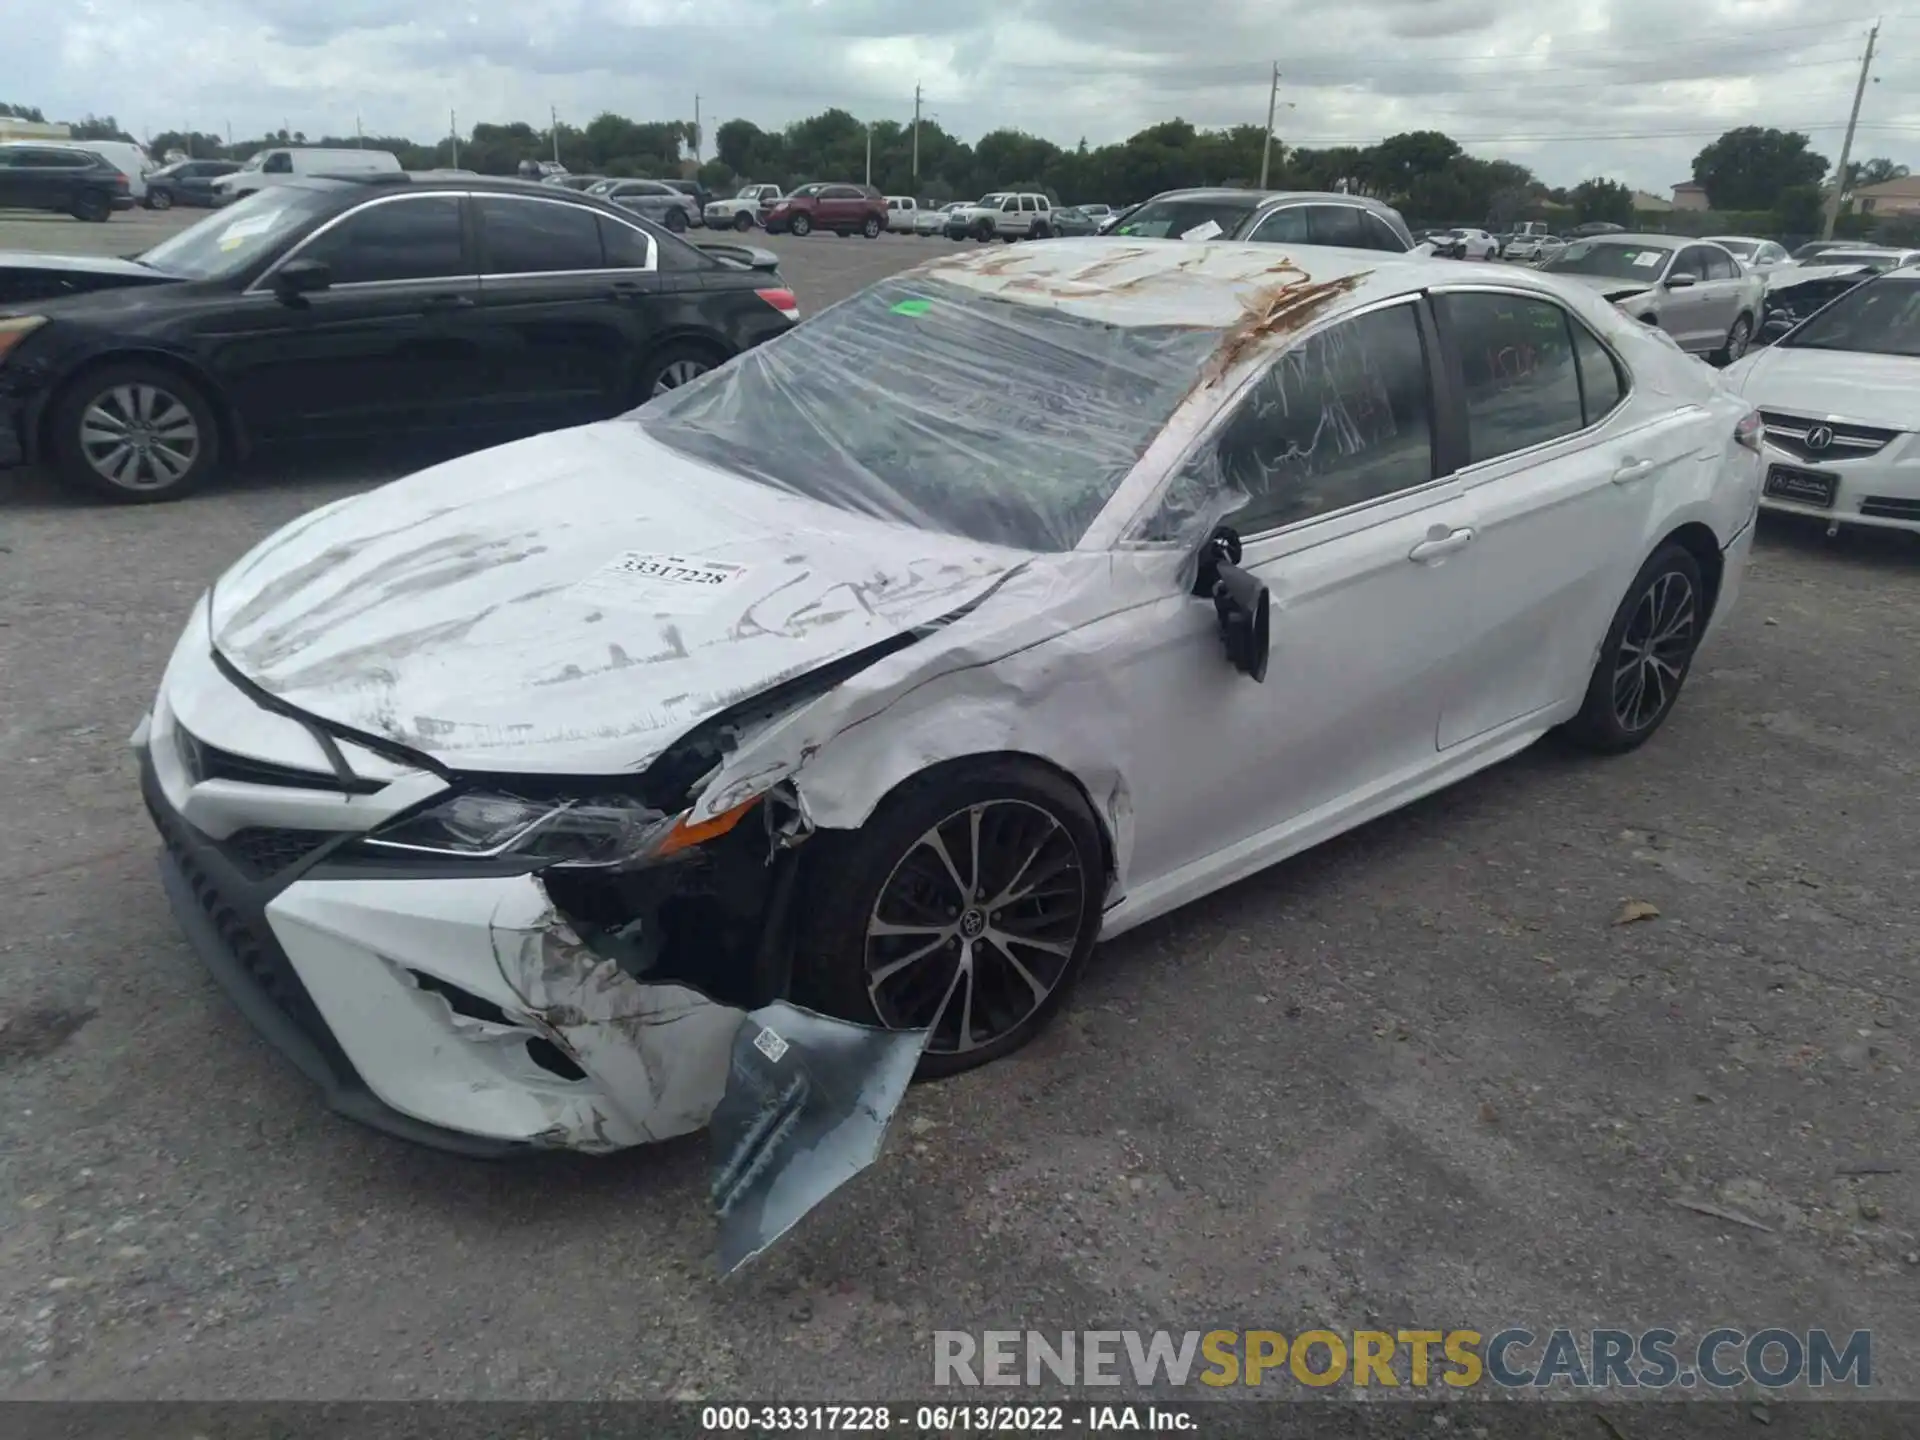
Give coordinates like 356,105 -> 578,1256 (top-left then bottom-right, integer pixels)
208,422 -> 1032,775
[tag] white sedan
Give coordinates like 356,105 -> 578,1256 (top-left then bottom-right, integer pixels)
133,242 -> 1761,1258
1724,266 -> 1920,533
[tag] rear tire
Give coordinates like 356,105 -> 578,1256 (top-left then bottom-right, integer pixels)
664,208 -> 688,233
635,339 -> 727,404
50,362 -> 222,503
1564,544 -> 1706,753
1030,222 -> 1051,241
862,215 -> 882,238
71,192 -> 111,223
793,758 -> 1104,1079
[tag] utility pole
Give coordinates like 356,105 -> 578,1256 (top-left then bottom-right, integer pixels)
552,105 -> 561,164
912,82 -> 922,182
1822,20 -> 1880,241
450,109 -> 459,169
692,94 -> 701,164
355,113 -> 363,147
865,121 -> 873,187
1259,63 -> 1280,190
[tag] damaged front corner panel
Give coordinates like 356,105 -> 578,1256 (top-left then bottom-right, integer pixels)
710,1000 -> 931,1275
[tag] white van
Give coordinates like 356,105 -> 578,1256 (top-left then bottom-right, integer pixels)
212,147 -> 401,201
36,139 -> 154,201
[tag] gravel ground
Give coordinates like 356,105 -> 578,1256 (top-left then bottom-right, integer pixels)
1,207 -> 1917,1404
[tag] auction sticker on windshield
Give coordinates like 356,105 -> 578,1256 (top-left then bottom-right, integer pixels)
572,552 -> 750,613
1632,251 -> 1663,267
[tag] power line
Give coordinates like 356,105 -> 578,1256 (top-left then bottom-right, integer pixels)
1280,119 -> 1919,146
1288,58 -> 1866,101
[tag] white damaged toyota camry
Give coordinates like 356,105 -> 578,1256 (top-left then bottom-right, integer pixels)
135,241 -> 1762,1263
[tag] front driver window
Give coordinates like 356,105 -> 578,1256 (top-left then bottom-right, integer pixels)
298,195 -> 467,285
1156,302 -> 1436,538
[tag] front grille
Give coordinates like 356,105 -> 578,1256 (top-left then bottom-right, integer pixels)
223,827 -> 338,881
1758,411 -> 1901,463
1861,495 -> 1920,521
150,801 -> 344,1071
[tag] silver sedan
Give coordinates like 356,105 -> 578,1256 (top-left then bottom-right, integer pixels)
586,178 -> 699,233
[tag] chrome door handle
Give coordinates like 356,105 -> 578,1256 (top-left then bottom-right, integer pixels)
1408,527 -> 1475,562
1612,458 -> 1658,485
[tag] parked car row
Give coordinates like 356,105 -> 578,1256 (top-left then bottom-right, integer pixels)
0,174 -> 799,500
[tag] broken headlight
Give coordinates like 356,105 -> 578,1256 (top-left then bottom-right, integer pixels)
364,790 -> 757,868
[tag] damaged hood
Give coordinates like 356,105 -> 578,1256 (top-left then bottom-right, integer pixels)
209,421 -> 1031,774
1766,263 -> 1876,296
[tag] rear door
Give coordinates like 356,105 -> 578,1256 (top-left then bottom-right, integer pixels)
1245,204 -> 1310,245
1696,244 -> 1745,344
216,191 -> 487,441
473,193 -> 661,426
1306,204 -> 1369,249
1430,286 -> 1698,746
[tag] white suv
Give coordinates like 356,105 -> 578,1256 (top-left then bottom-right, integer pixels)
946,191 -> 1053,242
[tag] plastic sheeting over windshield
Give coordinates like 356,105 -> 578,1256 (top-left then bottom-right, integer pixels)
637,275 -> 1221,552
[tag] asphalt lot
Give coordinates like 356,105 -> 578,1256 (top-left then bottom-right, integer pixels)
2,205 -> 1918,1404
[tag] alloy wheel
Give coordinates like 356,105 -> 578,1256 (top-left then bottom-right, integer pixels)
1611,570 -> 1696,733
78,384 -> 201,491
864,800 -> 1086,1054
1725,317 -> 1751,362
650,358 -> 711,397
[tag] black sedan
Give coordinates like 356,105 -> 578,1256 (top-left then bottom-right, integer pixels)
0,174 -> 800,501
144,159 -> 242,210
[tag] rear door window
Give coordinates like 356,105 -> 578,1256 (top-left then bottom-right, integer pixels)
1434,292 -> 1587,462
1360,212 -> 1410,252
598,215 -> 655,269
479,196 -> 603,274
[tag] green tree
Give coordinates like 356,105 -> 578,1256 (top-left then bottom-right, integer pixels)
0,102 -> 48,121
65,113 -> 134,142
1691,127 -> 1828,211
1774,184 -> 1826,237
1847,156 -> 1909,188
1570,177 -> 1635,227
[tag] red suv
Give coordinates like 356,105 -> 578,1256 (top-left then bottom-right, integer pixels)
762,183 -> 888,238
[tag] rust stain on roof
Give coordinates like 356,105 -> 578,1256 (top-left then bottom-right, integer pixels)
1205,264 -> 1370,384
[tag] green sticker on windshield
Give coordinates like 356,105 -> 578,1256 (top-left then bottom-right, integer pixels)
890,299 -> 932,316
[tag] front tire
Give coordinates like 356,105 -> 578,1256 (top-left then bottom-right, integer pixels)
50,363 -> 221,502
794,759 -> 1104,1079
733,211 -> 753,232
1564,544 -> 1706,753
1713,313 -> 1753,366
789,212 -> 812,237
146,188 -> 173,212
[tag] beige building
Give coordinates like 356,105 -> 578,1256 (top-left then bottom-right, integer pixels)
1633,190 -> 1673,212
1670,182 -> 1709,211
1856,176 -> 1920,217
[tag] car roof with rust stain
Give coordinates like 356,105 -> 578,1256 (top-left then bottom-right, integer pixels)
908,237 -> 1536,330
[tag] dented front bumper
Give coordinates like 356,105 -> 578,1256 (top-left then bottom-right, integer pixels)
140,741 -> 739,1153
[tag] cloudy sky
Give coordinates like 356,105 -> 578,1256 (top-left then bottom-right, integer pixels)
14,0 -> 1920,193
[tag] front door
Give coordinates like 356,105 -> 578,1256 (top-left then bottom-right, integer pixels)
1116,296 -> 1480,888
208,192 -> 488,442
1665,245 -> 1723,351
1428,288 -> 1689,747
473,194 -> 660,427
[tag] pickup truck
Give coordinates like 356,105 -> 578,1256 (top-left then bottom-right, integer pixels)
704,184 -> 783,231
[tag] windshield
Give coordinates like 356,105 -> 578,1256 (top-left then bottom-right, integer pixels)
1784,275 -> 1920,356
735,185 -> 762,198
1714,239 -> 1757,258
637,276 -> 1219,551
587,179 -> 618,195
1543,241 -> 1674,280
137,186 -> 331,280
240,151 -> 269,172
1109,198 -> 1257,240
